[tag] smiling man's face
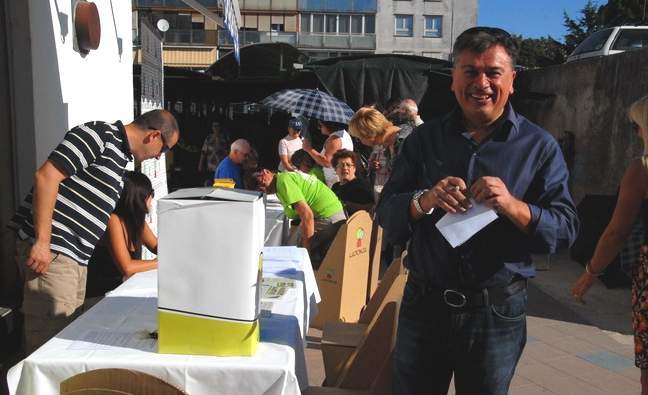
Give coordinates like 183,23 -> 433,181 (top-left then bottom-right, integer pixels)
451,45 -> 516,126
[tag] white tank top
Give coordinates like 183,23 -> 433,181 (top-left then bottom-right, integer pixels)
321,130 -> 354,187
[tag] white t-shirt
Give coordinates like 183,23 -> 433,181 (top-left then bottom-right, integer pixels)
321,130 -> 354,187
277,135 -> 303,171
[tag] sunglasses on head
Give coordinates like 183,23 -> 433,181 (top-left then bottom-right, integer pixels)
461,26 -> 512,39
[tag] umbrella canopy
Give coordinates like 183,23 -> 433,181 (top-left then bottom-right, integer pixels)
259,88 -> 355,124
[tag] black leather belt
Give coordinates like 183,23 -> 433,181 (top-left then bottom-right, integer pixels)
408,272 -> 527,308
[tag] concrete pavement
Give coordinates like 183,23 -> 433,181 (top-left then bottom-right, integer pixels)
305,251 -> 640,394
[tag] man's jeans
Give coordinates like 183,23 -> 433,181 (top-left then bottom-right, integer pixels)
393,279 -> 527,395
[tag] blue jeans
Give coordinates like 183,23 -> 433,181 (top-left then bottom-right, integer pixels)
393,279 -> 527,395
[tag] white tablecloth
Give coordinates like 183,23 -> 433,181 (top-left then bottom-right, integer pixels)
265,194 -> 289,247
7,247 -> 320,395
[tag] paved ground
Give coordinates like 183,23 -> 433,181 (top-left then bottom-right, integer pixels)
305,251 -> 640,394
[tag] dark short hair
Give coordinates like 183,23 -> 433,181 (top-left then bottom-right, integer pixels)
452,27 -> 519,67
247,168 -> 275,191
331,149 -> 357,168
290,149 -> 315,169
132,109 -> 179,141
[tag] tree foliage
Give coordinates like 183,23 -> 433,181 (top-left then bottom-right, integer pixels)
514,36 -> 567,68
599,0 -> 648,26
563,0 -> 604,54
508,0 -> 648,68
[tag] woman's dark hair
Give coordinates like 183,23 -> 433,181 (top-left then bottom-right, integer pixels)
114,171 -> 153,251
331,149 -> 358,168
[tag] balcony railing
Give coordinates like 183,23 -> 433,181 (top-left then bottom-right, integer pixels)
218,30 -> 298,46
133,0 -> 219,8
297,32 -> 375,50
133,29 -> 219,46
217,31 -> 375,50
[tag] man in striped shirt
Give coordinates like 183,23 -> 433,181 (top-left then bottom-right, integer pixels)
10,109 -> 179,353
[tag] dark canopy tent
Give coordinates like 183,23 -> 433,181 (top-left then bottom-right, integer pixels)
307,54 -> 455,119
206,42 -> 309,81
134,45 -> 459,189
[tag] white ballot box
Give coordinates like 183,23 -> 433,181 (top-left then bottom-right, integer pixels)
157,188 -> 265,356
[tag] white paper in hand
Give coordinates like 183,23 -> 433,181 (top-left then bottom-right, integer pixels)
435,199 -> 499,248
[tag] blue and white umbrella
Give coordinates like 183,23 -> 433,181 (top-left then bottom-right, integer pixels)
260,89 -> 354,124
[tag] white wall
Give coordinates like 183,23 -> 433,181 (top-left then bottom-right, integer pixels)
15,0 -> 134,198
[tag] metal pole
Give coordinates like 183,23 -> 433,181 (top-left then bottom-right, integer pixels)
450,0 -> 455,60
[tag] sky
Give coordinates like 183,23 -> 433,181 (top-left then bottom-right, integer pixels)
479,0 -> 594,41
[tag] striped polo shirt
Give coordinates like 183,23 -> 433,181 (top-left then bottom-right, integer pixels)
10,121 -> 133,265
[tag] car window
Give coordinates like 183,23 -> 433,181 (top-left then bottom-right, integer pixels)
572,28 -> 614,55
611,29 -> 648,50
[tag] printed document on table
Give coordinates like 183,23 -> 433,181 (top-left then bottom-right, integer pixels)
435,200 -> 498,248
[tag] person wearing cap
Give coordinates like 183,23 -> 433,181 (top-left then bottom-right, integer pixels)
377,27 -> 578,394
277,117 -> 304,172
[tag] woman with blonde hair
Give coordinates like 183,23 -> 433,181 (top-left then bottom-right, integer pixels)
572,95 -> 648,394
348,106 -> 412,200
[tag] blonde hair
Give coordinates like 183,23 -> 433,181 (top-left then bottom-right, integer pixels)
348,106 -> 392,141
629,95 -> 648,132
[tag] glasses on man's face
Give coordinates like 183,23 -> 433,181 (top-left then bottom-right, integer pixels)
632,122 -> 641,133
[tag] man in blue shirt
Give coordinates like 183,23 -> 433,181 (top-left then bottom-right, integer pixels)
378,27 -> 579,394
214,138 -> 251,188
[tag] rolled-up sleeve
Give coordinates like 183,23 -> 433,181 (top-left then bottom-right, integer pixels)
526,140 -> 579,253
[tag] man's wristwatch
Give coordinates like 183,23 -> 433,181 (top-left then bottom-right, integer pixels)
412,189 -> 434,215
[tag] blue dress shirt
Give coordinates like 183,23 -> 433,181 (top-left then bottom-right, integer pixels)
377,104 -> 579,289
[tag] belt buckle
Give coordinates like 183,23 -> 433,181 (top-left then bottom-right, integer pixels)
443,289 -> 467,308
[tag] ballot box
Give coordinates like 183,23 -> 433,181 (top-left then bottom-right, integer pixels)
157,187 -> 265,356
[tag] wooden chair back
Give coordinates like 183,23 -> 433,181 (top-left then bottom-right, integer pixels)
313,210 -> 373,328
60,368 -> 186,395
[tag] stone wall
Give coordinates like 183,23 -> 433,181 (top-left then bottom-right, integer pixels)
515,49 -> 648,203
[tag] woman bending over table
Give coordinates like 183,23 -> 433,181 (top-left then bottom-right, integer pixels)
86,171 -> 158,297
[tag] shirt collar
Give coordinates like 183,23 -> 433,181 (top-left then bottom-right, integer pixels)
443,102 -> 520,144
114,120 -> 133,159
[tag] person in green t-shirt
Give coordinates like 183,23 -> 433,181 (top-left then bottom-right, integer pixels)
253,169 -> 346,250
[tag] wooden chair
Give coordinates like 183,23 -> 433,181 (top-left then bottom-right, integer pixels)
60,368 -> 186,395
367,223 -> 383,303
313,210 -> 373,329
321,256 -> 406,384
305,302 -> 398,395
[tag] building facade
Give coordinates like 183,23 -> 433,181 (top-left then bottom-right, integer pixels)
375,0 -> 477,59
133,0 -> 221,70
297,0 -> 377,60
132,0 -> 377,68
